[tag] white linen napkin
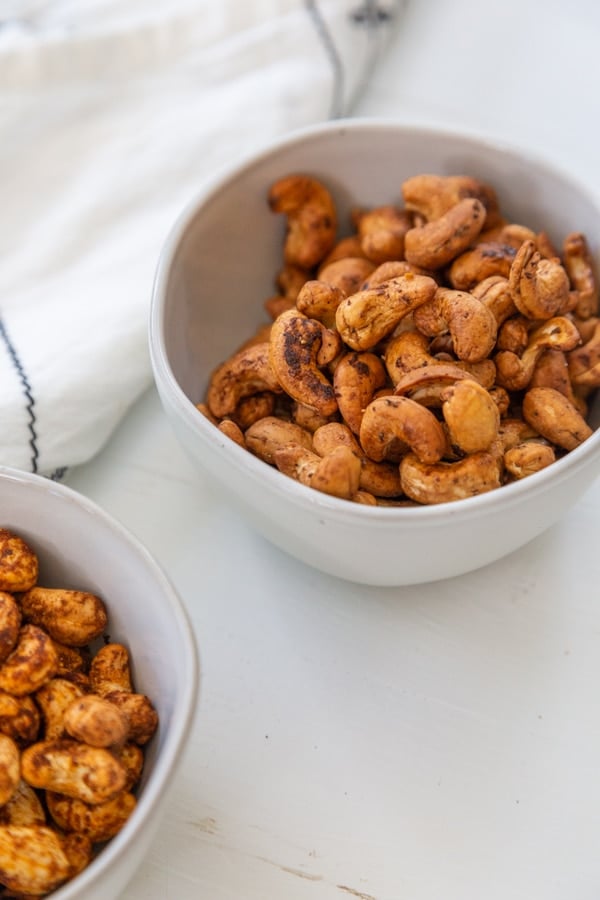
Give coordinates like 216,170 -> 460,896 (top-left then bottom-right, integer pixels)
0,0 -> 402,478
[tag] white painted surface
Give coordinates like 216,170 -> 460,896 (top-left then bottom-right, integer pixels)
65,2 -> 600,897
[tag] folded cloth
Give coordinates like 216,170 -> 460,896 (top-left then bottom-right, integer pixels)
0,0 -> 402,478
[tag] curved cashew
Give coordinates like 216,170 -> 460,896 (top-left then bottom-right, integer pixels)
245,416 -> 313,465
441,379 -> 500,453
495,316 -> 581,391
401,174 -> 500,225
361,259 -> 438,289
530,349 -> 583,412
522,386 -> 593,450
413,287 -> 497,362
0,690 -> 40,745
448,240 -> 517,290
268,174 -> 337,268
36,678 -> 85,741
472,275 -> 517,325
359,395 -> 446,464
399,450 -> 501,504
207,342 -> 282,418
312,422 -> 402,498
269,309 -> 338,415
89,643 -> 133,696
274,443 -> 361,500
475,222 -> 536,249
335,272 -> 437,351
333,351 -> 387,435
230,391 -> 276,430
504,441 -> 556,479
0,625 -> 58,696
563,232 -> 598,320
0,779 -> 46,827
568,320 -> 600,387
20,587 -> 108,647
296,279 -> 346,329
64,695 -> 129,749
384,331 -> 495,389
21,739 -> 128,804
393,363 -> 471,407
404,198 -> 486,269
0,529 -> 38,593
496,316 -> 530,354
317,257 -> 376,298
0,593 -> 20,667
508,239 -> 571,319
355,205 -> 412,263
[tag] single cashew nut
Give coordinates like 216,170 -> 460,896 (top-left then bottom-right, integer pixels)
89,643 -> 133,696
441,380 -> 500,453
206,342 -> 282,419
218,419 -> 246,448
21,739 -> 128,804
0,734 -> 20,806
360,395 -> 446,463
496,316 -> 530,354
245,416 -> 313,465
413,287 -> 497,362
404,198 -> 486,269
333,351 -> 387,435
393,363 -> 471,407
335,272 -> 437,351
0,825 -> 74,895
563,232 -> 598,320
47,790 -> 137,843
448,241 -> 518,290
319,235 -> 367,268
530,349 -> 582,410
504,441 -> 556,479
36,678 -> 84,742
20,586 -> 108,647
495,316 -> 581,391
509,239 -> 571,319
269,309 -> 338,415
568,320 -> 600,387
268,174 -> 337,268
274,443 -> 361,500
50,639 -> 85,679
296,279 -> 347,328
401,174 -> 500,224
522,387 -> 593,450
472,275 -> 517,325
0,625 -> 58,696
116,743 -> 145,791
317,257 -> 376,298
64,695 -> 129,749
103,691 -> 159,746
355,205 -> 413,263
0,529 -> 38,593
498,417 -> 541,452
0,779 -> 46,826
361,259 -> 438,289
400,450 -> 502,504
312,422 -> 402,498
0,593 -> 21,665
0,690 -> 40,745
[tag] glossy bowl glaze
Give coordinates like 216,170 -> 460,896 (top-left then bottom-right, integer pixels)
150,119 -> 600,586
0,466 -> 199,898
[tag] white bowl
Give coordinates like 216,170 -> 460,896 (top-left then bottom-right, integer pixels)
149,118 -> 600,587
0,466 -> 199,898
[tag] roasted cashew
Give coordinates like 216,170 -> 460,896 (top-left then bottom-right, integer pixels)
475,222 -> 536,249
0,625 -> 58,696
312,422 -> 402,498
504,441 -> 556,479
116,743 -> 145,791
401,174 -> 500,225
0,734 -> 20,806
319,234 -> 367,268
276,263 -> 310,300
269,309 -> 338,415
563,232 -> 598,319
384,331 -> 495,389
0,779 -> 46,826
413,287 -> 497,362
296,279 -> 346,329
441,379 -> 500,453
245,416 -> 313,465
333,351 -> 387,435
404,198 -> 486,269
0,690 -> 40,745
0,825 -> 75,895
508,239 -> 571,319
0,593 -> 20,666
568,320 -> 600,387
268,174 -> 337,268
230,391 -> 276,429
530,349 -> 583,411
64,695 -> 129,749
47,790 -> 137,843
498,417 -> 540,452
361,259 -> 438,289
472,275 -> 517,325
36,678 -> 85,742
103,690 -> 158,746
522,386 -> 593,450
291,401 -> 338,433
399,450 -> 501,504
355,205 -> 413,263
335,272 -> 437,351
20,586 -> 108,647
317,257 -> 376,297
393,363 -> 471,407
496,315 -> 530,354
21,739 -> 128,804
359,395 -> 446,464
0,529 -> 38,593
495,316 -> 581,391
274,443 -> 361,500
448,241 -> 517,290
207,342 -> 282,418
89,643 -> 132,696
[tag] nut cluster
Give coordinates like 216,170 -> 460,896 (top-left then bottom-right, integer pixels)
0,528 -> 158,896
200,172 -> 599,506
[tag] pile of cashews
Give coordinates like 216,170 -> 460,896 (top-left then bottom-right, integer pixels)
200,172 -> 599,506
0,528 -> 158,896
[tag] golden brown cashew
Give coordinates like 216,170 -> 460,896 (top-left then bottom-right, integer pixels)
0,690 -> 40,745
495,316 -> 581,391
296,279 -> 347,329
355,205 -> 412,263
21,739 -> 128,804
504,441 -> 556,479
399,450 -> 501,504
0,593 -> 20,666
20,586 -> 108,648
276,263 -> 310,300
230,391 -> 276,430
319,234 -> 367,268
448,241 -> 518,290
498,418 -> 540,452
522,387 -> 593,450
471,275 -> 517,326
413,287 -> 497,362
475,222 -> 536,249
563,232 -> 598,319
47,790 -> 137,844
268,174 -> 337,268
359,395 -> 446,463
274,443 -> 361,500
384,331 -> 495,389
291,401 -> 338,433
245,416 -> 313,464
335,272 -> 437,351
104,691 -> 159,746
312,422 -> 402,498
441,380 -> 500,453
117,743 -> 145,791
530,349 -> 584,412
0,779 -> 46,826
50,640 -> 85,679
509,239 -> 571,319
0,825 -> 74,895
0,735 -> 20,806
404,198 -> 486,269
269,309 -> 338,415
36,678 -> 85,742
0,530 -> 38,593
0,625 -> 58,696
401,174 -> 500,224
393,363 -> 471,407
89,643 -> 133,696
206,342 -> 282,419
333,351 -> 387,435
496,316 -> 530,354
361,259 -> 438,289
317,257 -> 376,298
64,695 -> 129,749
568,320 -> 600,388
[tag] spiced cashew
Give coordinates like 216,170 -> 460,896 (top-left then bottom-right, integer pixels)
274,443 -> 361,500
441,379 -> 500,453
245,416 -> 313,465
269,309 -> 338,415
384,330 -> 496,388
401,174 -> 500,225
317,257 -> 376,298
508,239 -> 571,319
495,316 -> 581,391
312,422 -> 402,497
333,351 -> 387,435
359,395 -> 446,464
504,441 -> 556,479
296,279 -> 347,329
471,275 -> 516,326
399,450 -> 502,504
355,205 -> 413,263
206,342 -> 282,418
268,174 -> 337,268
404,198 -> 486,269
522,387 -> 593,451
562,232 -> 598,320
413,287 -> 497,362
568,320 -> 600,388
448,241 -> 517,290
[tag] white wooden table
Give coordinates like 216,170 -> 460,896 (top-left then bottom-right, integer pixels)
66,2 -> 600,897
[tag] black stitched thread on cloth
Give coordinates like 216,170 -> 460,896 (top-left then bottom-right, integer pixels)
304,0 -> 345,119
0,317 -> 39,473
